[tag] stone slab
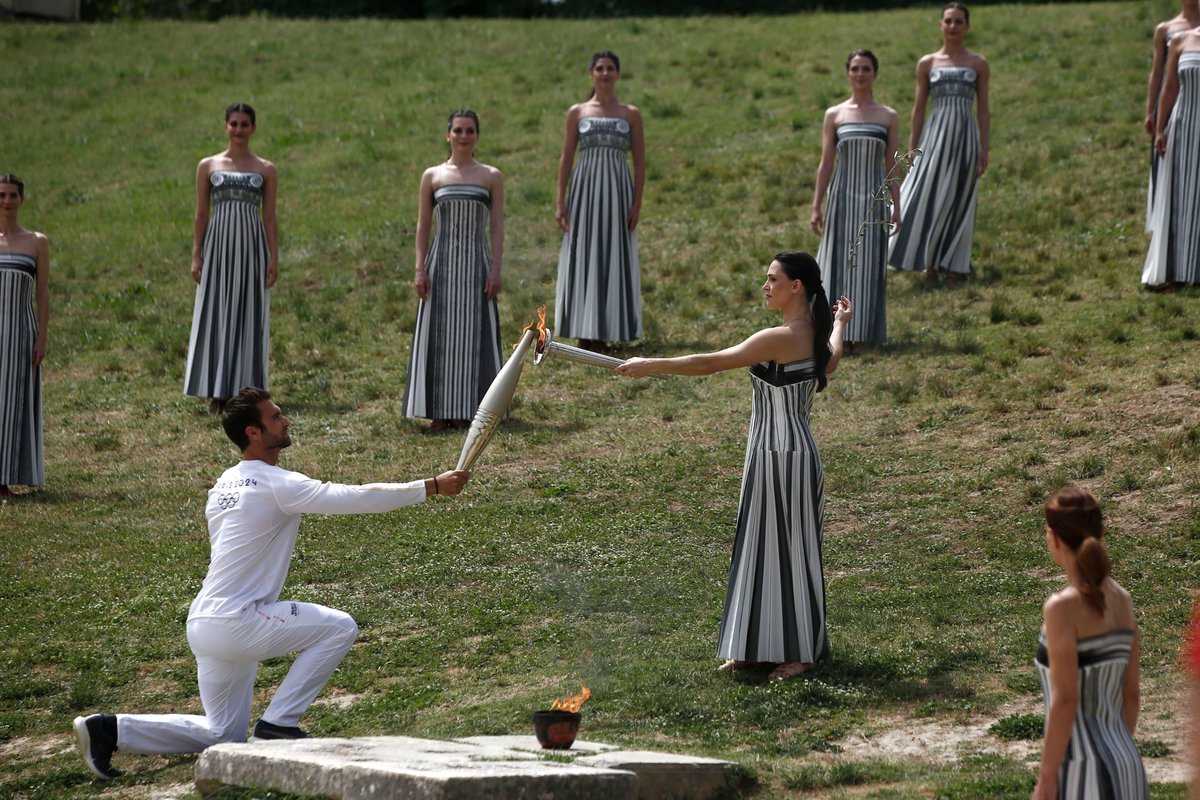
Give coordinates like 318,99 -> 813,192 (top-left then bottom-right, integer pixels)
576,750 -> 736,800
196,736 -> 635,799
195,735 -> 735,800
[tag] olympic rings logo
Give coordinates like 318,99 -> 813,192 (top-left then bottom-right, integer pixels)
217,492 -> 240,510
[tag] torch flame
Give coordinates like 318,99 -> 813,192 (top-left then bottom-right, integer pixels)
549,684 -> 590,713
521,305 -> 549,352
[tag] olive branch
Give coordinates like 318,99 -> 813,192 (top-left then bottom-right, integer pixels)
846,147 -> 921,269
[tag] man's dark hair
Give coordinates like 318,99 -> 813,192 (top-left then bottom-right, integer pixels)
221,387 -> 272,450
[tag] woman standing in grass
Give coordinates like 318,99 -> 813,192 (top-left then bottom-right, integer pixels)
403,110 -> 504,432
1145,28 -> 1200,288
0,174 -> 47,498
1144,0 -> 1200,233
888,2 -> 989,281
185,103 -> 278,412
1033,488 -> 1147,800
555,51 -> 645,351
811,49 -> 900,349
616,252 -> 850,682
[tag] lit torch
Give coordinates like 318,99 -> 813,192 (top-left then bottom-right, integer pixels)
454,328 -> 536,471
526,306 -> 624,370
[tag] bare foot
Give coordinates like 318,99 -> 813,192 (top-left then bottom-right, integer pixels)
717,659 -> 761,672
768,661 -> 816,681
430,419 -> 450,432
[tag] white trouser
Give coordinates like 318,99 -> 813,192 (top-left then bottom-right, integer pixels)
116,600 -> 357,754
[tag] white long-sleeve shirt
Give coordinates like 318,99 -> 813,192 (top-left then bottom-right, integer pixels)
188,459 -> 427,620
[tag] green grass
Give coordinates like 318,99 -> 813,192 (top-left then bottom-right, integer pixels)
2,3 -> 1198,798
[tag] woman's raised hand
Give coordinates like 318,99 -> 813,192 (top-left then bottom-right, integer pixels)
834,296 -> 854,323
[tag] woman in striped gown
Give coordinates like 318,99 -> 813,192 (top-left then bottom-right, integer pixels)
1143,2 -> 1200,233
1145,29 -> 1200,288
403,110 -> 504,431
888,2 -> 989,281
184,103 -> 278,411
811,50 -> 900,348
616,252 -> 851,682
555,51 -> 645,351
0,174 -> 47,498
1034,488 -> 1147,800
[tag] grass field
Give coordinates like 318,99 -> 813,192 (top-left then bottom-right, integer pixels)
1,2 -> 1198,798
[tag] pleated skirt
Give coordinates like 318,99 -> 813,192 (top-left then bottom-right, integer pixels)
0,257 -> 43,486
184,201 -> 270,398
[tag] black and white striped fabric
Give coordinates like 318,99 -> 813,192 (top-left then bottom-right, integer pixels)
555,116 -> 642,342
1035,629 -> 1148,799
817,122 -> 889,343
717,359 -> 828,664
1144,51 -> 1200,286
184,171 -> 270,399
403,184 -> 502,421
1147,32 -> 1182,233
0,252 -> 43,486
888,66 -> 979,275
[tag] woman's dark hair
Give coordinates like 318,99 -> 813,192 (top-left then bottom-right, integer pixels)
447,109 -> 480,134
773,250 -> 832,392
0,173 -> 24,198
586,51 -> 620,101
225,103 -> 257,126
942,2 -> 969,23
590,51 -> 620,72
221,386 -> 272,450
1044,487 -> 1111,614
845,49 -> 879,74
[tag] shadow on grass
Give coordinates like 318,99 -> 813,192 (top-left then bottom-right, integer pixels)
2,487 -> 94,506
726,647 -> 986,706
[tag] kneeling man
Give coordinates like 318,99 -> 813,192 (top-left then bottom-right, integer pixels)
75,386 -> 469,779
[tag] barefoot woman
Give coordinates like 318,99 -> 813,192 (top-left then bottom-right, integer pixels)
0,174 -> 48,498
555,51 -> 645,350
184,103 -> 278,410
402,110 -> 504,431
888,3 -> 989,280
616,252 -> 850,681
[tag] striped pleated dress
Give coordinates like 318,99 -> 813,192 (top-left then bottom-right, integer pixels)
717,359 -> 828,665
184,171 -> 270,399
1034,629 -> 1148,799
0,252 -> 43,487
1144,51 -> 1200,287
555,116 -> 642,342
817,122 -> 889,343
402,184 -> 502,421
889,67 -> 979,275
1147,32 -> 1182,233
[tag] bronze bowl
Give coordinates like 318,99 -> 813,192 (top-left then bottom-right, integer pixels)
531,710 -> 580,749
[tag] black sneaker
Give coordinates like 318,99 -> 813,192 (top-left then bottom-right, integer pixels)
73,714 -> 120,780
251,719 -> 309,741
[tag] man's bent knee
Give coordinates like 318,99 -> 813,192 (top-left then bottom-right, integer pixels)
336,614 -> 359,646
209,724 -> 248,745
